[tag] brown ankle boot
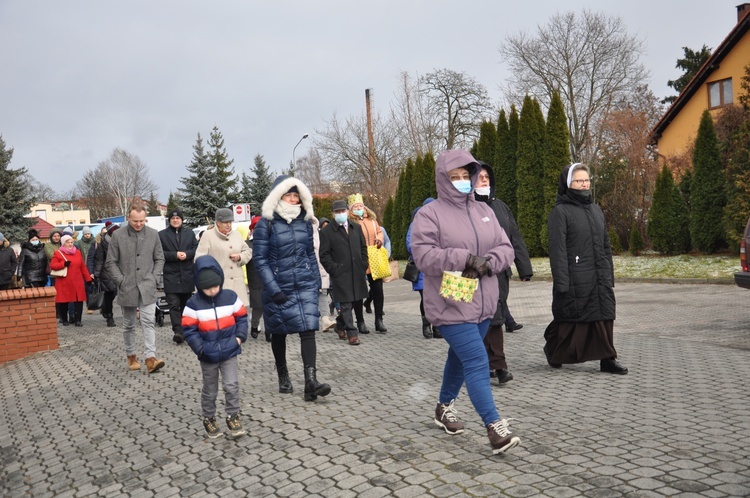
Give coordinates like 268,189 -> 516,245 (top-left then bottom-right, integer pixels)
127,355 -> 141,371
145,357 -> 165,374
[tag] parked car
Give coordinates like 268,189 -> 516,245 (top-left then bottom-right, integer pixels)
734,215 -> 750,289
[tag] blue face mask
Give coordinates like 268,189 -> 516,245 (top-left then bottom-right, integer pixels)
30,240 -> 39,246
352,209 -> 365,218
334,213 -> 348,225
452,180 -> 472,194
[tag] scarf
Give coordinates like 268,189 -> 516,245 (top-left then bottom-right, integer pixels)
275,200 -> 302,224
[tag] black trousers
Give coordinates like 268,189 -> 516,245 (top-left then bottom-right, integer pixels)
367,275 -> 385,317
165,292 -> 192,333
271,330 -> 317,369
102,291 -> 116,317
57,302 -> 83,324
336,301 -> 358,337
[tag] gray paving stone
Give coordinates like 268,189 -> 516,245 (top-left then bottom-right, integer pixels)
1,281 -> 749,496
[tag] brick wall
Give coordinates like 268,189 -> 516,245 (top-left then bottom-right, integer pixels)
0,286 -> 59,363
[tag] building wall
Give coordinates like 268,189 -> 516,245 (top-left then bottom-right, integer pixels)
657,30 -> 750,159
29,203 -> 91,225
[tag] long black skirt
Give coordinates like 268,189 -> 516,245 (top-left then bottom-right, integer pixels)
544,320 -> 617,365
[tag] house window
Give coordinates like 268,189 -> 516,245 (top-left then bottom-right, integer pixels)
708,78 -> 733,108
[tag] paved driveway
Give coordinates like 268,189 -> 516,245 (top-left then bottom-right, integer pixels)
1,280 -> 748,497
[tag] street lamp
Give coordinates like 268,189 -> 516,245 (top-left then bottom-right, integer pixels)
291,133 -> 309,177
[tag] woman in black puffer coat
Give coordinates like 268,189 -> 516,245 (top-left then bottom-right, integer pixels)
253,175 -> 331,402
17,229 -> 47,288
94,225 -> 120,327
544,163 -> 628,375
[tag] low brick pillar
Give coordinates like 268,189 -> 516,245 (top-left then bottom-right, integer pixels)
0,286 -> 59,363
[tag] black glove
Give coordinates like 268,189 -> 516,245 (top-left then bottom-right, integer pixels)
64,261 -> 71,267
272,292 -> 288,305
461,254 -> 493,279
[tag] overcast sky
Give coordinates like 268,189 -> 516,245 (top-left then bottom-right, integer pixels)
0,0 -> 742,203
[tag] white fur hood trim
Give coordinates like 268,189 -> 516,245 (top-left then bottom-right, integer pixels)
261,177 -> 315,221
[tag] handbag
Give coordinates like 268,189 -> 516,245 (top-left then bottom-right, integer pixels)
87,280 -> 105,310
382,260 -> 400,283
366,245 -> 392,280
403,260 -> 420,282
49,251 -> 68,278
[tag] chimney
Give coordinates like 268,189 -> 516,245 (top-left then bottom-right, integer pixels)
738,3 -> 750,22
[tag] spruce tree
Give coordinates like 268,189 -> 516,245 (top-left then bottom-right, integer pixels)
179,133 -> 217,225
505,106 -> 520,216
423,152 -> 437,199
391,166 -> 409,259
495,110 -> 512,203
166,192 -> 178,212
540,91 -> 570,253
0,135 -> 34,242
206,125 -> 238,204
629,221 -> 644,256
474,120 -> 497,165
382,196 -> 395,243
244,154 -> 275,216
689,110 -> 726,253
146,192 -> 159,216
515,96 -> 547,256
648,164 -> 690,255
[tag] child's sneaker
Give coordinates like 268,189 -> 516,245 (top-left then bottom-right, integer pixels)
203,417 -> 223,439
226,413 -> 247,437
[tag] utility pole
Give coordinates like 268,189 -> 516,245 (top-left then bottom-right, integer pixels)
365,88 -> 375,169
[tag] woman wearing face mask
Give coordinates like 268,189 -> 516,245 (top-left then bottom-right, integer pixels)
17,229 -> 48,288
253,175 -> 331,402
544,163 -> 628,375
347,193 -> 386,334
195,208 -> 253,309
410,149 -> 521,455
50,234 -> 93,326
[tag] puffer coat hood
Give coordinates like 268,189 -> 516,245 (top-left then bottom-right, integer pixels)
261,175 -> 315,222
410,150 -> 514,327
193,255 -> 224,299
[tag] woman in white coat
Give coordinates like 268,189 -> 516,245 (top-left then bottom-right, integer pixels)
195,208 -> 253,306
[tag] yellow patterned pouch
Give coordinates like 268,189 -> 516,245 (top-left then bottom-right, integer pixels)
439,271 -> 478,303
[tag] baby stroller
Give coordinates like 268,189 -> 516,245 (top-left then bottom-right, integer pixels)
154,273 -> 170,327
155,294 -> 170,327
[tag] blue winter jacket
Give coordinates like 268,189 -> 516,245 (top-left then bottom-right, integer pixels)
253,175 -> 322,334
182,255 -> 248,363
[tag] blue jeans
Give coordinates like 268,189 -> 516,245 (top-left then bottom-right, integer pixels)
438,319 -> 499,426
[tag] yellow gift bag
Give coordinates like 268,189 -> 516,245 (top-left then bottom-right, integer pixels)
367,245 -> 392,280
439,271 -> 478,303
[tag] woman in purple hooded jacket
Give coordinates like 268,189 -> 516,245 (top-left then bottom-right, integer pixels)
410,149 -> 521,455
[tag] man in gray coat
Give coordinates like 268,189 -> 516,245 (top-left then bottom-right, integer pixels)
106,204 -> 166,373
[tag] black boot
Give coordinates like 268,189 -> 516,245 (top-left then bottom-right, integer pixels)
250,327 -> 259,339
265,330 -> 272,342
432,326 -> 442,339
357,321 -> 370,335
276,364 -> 293,393
375,316 -> 387,334
106,314 -> 116,327
421,316 -> 432,339
172,328 -> 184,344
364,298 -> 372,314
304,366 -> 331,402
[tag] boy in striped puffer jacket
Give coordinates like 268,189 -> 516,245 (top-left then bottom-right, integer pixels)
183,255 -> 249,439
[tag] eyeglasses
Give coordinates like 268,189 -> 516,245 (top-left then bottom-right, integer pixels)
571,179 -> 591,185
